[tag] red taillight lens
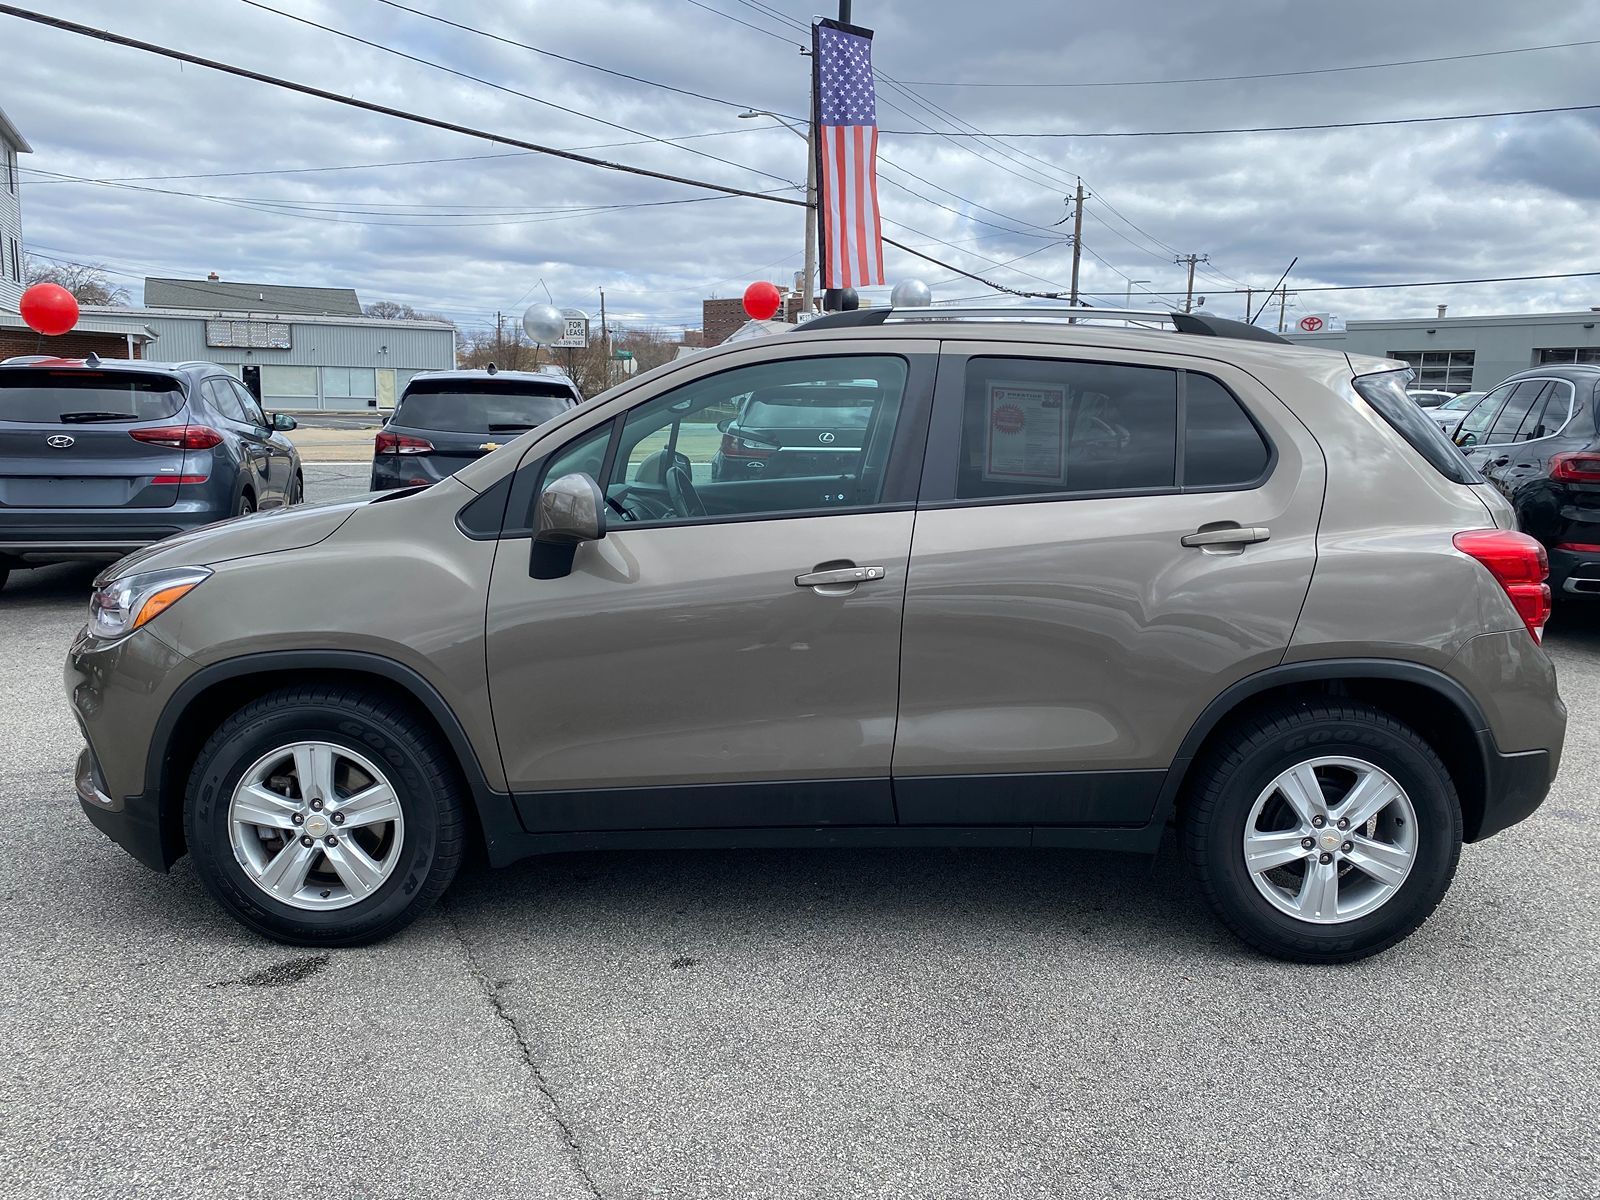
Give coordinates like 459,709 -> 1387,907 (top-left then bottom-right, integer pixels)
1550,453 -> 1600,482
1556,542 -> 1600,553
130,425 -> 224,450
1454,529 -> 1551,641
375,430 -> 433,455
150,474 -> 209,485
719,433 -> 773,459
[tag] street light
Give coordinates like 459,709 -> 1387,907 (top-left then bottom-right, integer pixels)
1125,279 -> 1152,306
741,109 -> 816,317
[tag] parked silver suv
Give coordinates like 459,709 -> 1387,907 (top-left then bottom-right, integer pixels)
66,306 -> 1564,962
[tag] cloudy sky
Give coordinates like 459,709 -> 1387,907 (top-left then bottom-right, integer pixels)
6,0 -> 1600,335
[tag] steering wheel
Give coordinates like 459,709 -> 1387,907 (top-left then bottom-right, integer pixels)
664,461 -> 706,519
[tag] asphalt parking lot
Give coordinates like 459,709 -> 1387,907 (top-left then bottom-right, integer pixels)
2,464 -> 1597,1198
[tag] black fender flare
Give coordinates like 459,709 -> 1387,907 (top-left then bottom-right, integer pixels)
1150,657 -> 1491,825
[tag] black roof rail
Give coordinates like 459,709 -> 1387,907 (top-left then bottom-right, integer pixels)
792,304 -> 1292,345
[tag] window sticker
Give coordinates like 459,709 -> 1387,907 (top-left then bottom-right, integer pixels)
982,380 -> 1068,484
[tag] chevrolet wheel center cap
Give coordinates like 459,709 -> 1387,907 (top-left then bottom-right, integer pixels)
305,814 -> 330,838
1321,830 -> 1341,851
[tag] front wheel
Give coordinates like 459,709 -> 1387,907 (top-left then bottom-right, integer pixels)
1182,701 -> 1462,963
184,685 -> 466,945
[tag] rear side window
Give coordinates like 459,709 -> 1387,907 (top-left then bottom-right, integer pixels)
1184,374 -> 1270,487
955,357 -> 1178,499
1518,380 -> 1575,440
1352,369 -> 1477,485
0,370 -> 184,423
395,382 -> 575,434
1486,381 -> 1547,443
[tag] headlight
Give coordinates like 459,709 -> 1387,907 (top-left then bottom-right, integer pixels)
89,566 -> 212,639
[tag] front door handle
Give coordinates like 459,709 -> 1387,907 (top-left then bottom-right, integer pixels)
1181,525 -> 1271,548
796,564 -> 885,589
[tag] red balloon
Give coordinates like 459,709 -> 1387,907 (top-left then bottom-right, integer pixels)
743,280 -> 782,321
20,283 -> 80,337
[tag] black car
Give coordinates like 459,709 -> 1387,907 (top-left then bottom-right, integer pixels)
0,354 -> 300,593
1452,364 -> 1600,598
371,367 -> 583,491
709,382 -> 879,480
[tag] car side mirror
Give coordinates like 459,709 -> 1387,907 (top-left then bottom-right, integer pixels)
272,412 -> 297,431
716,417 -> 732,433
530,472 -> 607,579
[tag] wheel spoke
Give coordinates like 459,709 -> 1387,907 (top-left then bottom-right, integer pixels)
1244,828 -> 1310,874
1276,764 -> 1325,826
323,838 -> 386,900
1345,833 -> 1413,889
255,839 -> 317,897
292,743 -> 336,804
336,782 -> 401,830
1294,858 -> 1341,920
1335,771 -> 1401,829
232,784 -> 301,830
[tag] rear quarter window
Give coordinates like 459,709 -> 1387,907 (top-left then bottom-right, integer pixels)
0,370 -> 185,423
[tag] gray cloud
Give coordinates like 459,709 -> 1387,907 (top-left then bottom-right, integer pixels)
6,0 -> 1600,333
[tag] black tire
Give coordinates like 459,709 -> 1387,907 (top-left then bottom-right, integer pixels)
288,471 -> 304,506
183,685 -> 466,946
236,491 -> 256,517
0,565 -> 8,593
1182,701 -> 1463,963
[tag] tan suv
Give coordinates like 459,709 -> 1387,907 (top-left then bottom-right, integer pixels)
66,307 -> 1565,962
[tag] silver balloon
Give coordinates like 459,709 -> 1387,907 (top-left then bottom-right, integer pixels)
890,278 -> 932,307
522,303 -> 566,343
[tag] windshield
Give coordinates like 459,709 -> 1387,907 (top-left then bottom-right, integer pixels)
1441,391 -> 1484,412
0,370 -> 185,423
741,387 -> 879,428
393,383 -> 573,434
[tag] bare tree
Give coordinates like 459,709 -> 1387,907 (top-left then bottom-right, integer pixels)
24,257 -> 129,306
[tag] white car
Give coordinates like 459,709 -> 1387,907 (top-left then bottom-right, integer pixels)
1406,389 -> 1456,409
1426,390 -> 1486,433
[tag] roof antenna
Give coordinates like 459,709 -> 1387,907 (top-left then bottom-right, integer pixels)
486,362 -> 498,375
85,352 -> 102,367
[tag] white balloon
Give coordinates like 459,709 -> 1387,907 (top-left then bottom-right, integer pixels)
890,278 -> 933,307
522,303 -> 565,343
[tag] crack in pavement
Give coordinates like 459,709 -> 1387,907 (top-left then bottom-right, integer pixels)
441,900 -> 603,1200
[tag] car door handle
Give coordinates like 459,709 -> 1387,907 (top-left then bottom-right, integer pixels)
1181,525 -> 1271,548
796,564 -> 885,588
1489,455 -> 1511,467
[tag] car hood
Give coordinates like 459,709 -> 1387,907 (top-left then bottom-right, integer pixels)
95,495 -> 375,582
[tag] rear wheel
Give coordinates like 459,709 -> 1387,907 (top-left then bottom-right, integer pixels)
184,685 -> 466,945
235,491 -> 256,517
1182,701 -> 1462,963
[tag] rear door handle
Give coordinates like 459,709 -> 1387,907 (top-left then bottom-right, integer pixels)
1181,526 -> 1271,548
796,564 -> 885,588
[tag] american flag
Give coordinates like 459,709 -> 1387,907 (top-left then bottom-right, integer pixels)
813,20 -> 885,289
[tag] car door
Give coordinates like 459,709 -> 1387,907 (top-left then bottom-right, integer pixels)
483,342 -> 935,833
229,379 -> 295,505
200,377 -> 269,503
892,343 -> 1325,828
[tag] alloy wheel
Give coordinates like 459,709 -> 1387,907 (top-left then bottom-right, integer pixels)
227,741 -> 405,911
1242,756 -> 1418,924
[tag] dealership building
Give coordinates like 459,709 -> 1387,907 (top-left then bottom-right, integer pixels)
1285,308 -> 1600,393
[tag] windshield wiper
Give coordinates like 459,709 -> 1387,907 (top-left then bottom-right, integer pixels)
57,411 -> 138,423
486,422 -> 538,432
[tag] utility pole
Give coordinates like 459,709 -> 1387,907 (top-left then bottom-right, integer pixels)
1068,179 -> 1087,309
1176,254 -> 1209,314
1245,289 -> 1252,321
598,287 -> 609,387
494,311 -> 503,364
1278,287 -> 1291,333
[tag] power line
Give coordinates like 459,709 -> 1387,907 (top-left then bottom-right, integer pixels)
895,37 -> 1600,88
680,0 -> 806,47
236,0 -> 798,189
879,102 -> 1600,138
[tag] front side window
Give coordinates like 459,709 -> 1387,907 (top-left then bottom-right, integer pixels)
603,355 -> 909,525
230,380 -> 268,426
1453,384 -> 1512,447
954,357 -> 1178,500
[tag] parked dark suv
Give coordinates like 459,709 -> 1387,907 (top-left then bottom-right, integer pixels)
0,355 -> 300,592
371,367 -> 581,490
1452,363 -> 1600,598
67,307 -> 1563,962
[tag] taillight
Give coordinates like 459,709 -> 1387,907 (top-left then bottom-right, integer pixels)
1454,529 -> 1551,642
150,474 -> 209,485
130,425 -> 224,450
1557,542 -> 1600,553
1550,452 -> 1600,482
375,430 -> 433,455
719,433 -> 773,459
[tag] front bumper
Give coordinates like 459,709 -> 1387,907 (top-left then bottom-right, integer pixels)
66,625 -> 192,872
